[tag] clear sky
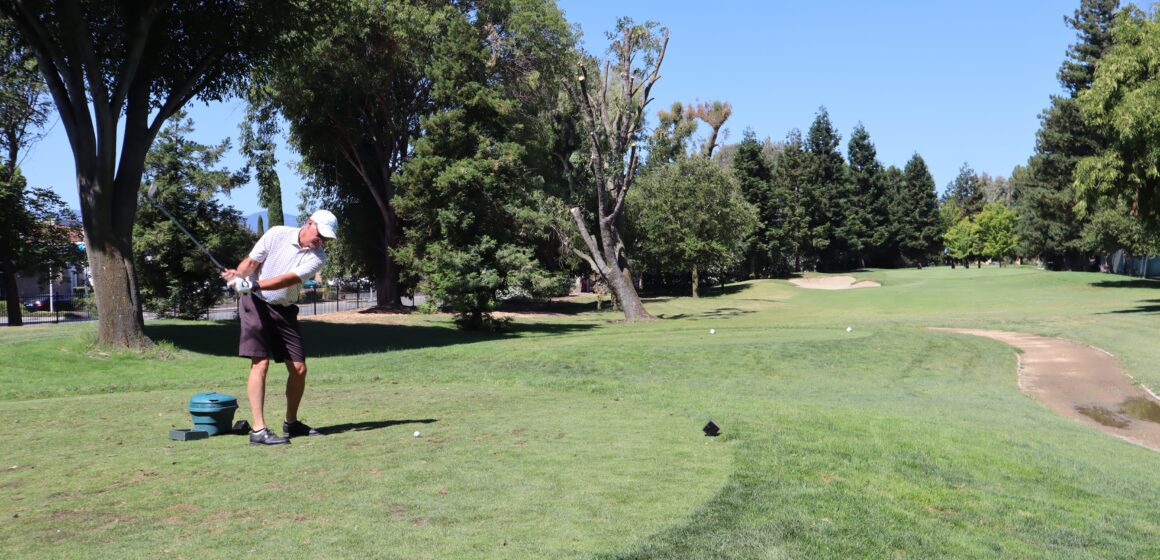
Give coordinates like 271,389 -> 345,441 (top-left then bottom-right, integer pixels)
19,0 -> 1085,216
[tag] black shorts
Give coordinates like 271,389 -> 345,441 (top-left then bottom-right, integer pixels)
238,294 -> 305,363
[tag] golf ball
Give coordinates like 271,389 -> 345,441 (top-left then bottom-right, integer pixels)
710,329 -> 716,335
413,431 -> 421,438
846,326 -> 853,332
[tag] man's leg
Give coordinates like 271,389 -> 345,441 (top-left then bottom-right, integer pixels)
285,360 -> 307,423
248,357 -> 271,430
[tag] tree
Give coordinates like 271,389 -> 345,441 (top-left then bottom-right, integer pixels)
1,16 -> 55,325
943,216 -> 980,269
133,114 -> 254,318
1080,204 -> 1160,277
846,123 -> 888,268
393,0 -> 574,330
648,101 -> 698,166
260,1 -> 441,310
732,129 -> 780,277
628,157 -> 757,297
238,86 -> 284,228
975,202 -> 1019,265
944,163 -> 984,217
803,108 -> 852,270
0,0 -> 304,348
563,19 -> 668,322
896,154 -> 941,266
1075,6 -> 1160,232
1018,0 -> 1121,270
0,167 -> 81,320
768,130 -> 811,272
688,100 -> 731,158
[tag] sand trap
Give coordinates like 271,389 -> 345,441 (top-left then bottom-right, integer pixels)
932,328 -> 1160,452
789,275 -> 881,290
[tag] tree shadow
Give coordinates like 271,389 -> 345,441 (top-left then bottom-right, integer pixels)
1090,278 -> 1158,289
1102,300 -> 1160,315
657,307 -> 756,320
146,320 -> 596,358
318,418 -> 437,435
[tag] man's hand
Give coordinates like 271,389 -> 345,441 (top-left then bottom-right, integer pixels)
229,277 -> 253,295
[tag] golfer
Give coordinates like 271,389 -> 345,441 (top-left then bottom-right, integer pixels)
221,210 -> 338,445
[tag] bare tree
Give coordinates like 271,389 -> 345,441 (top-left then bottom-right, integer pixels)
563,19 -> 668,322
689,100 -> 732,158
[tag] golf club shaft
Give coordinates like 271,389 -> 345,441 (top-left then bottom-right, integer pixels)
147,195 -> 229,270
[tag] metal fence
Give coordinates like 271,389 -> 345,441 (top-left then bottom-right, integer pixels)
206,288 -> 380,321
0,287 -> 380,326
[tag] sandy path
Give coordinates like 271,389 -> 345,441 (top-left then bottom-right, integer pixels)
932,328 -> 1160,452
789,276 -> 881,290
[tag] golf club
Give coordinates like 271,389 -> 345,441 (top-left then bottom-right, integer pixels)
144,183 -> 229,270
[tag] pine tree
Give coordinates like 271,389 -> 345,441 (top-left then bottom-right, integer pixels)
803,108 -> 851,271
898,155 -> 941,267
846,124 -> 887,268
945,163 -> 985,217
1017,0 -> 1120,269
732,129 -> 778,277
769,130 -> 811,272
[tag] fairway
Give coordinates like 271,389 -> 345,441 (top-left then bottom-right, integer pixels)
2,267 -> 1159,559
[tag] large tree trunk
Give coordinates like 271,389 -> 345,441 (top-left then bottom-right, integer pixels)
377,209 -> 403,308
2,257 -> 22,326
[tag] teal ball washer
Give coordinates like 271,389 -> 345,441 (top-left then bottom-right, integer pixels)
188,392 -> 239,436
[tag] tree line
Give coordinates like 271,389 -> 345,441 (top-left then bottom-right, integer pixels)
2,0 -> 1159,344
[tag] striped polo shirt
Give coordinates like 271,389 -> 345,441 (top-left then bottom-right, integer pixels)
246,225 -> 326,306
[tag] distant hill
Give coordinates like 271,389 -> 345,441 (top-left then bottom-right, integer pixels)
243,211 -> 300,233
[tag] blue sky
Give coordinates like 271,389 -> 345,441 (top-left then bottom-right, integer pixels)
21,0 -> 1084,216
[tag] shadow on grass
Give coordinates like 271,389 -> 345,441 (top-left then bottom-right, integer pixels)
146,320 -> 596,358
657,307 -> 756,320
319,418 -> 437,435
1090,278 -> 1158,289
1103,299 -> 1160,315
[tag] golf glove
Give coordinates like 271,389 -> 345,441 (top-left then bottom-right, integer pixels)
230,277 -> 253,295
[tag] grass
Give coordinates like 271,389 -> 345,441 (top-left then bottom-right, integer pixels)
1,266 -> 1159,558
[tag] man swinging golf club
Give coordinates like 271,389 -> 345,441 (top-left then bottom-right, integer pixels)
221,210 -> 338,445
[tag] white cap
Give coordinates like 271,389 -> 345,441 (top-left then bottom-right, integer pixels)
310,209 -> 338,239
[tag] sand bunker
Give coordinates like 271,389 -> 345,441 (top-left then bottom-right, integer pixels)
932,328 -> 1160,452
789,275 -> 881,290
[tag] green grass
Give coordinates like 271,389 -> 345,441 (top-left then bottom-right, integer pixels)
1,267 -> 1159,558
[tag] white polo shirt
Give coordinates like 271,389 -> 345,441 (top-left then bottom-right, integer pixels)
247,226 -> 326,306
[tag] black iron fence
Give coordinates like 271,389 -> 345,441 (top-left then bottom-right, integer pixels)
1,286 -> 381,326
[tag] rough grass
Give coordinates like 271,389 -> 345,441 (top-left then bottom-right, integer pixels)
1,267 -> 1158,559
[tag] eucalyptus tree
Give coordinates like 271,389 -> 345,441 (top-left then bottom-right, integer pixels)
0,0 -> 304,347
563,19 -> 668,322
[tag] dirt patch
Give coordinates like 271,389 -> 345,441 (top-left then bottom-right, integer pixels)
932,328 -> 1160,452
789,276 -> 880,290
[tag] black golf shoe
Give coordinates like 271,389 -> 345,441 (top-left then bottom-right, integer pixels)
283,420 -> 322,438
249,428 -> 290,445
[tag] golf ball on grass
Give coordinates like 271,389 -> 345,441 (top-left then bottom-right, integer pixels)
709,329 -> 716,335
413,431 -> 422,438
846,326 -> 853,332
